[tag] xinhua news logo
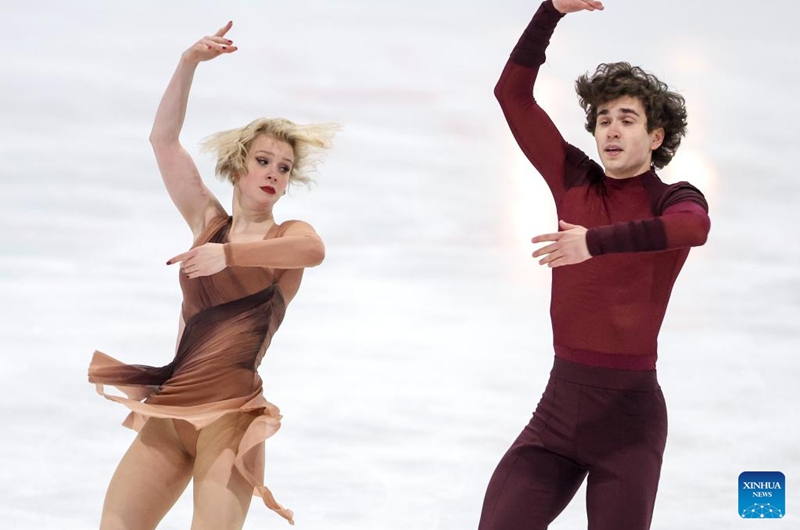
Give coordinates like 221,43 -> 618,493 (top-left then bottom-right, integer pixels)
739,471 -> 785,519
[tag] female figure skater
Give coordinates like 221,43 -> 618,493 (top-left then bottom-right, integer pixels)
88,22 -> 336,530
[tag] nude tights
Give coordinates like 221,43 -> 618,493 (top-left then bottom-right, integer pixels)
99,413 -> 257,530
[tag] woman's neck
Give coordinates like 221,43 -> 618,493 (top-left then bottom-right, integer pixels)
231,188 -> 275,235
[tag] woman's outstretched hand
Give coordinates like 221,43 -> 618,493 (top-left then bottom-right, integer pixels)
167,243 -> 227,279
552,0 -> 604,14
182,21 -> 238,64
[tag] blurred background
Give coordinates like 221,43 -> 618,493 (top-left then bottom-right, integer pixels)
1,0 -> 798,528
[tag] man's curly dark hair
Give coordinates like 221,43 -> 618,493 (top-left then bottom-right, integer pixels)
575,62 -> 687,169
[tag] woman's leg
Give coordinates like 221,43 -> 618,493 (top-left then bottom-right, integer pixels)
99,417 -> 194,530
190,413 -> 256,530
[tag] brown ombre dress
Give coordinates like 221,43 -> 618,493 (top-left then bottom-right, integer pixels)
88,214 -> 295,524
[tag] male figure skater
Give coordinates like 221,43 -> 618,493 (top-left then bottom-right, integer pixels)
478,1 -> 710,529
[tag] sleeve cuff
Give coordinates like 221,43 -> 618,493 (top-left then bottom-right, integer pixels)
223,242 -> 235,267
510,1 -> 566,67
585,227 -> 605,256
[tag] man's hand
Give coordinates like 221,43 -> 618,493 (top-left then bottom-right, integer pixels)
552,0 -> 605,14
532,220 -> 592,268
167,243 -> 227,279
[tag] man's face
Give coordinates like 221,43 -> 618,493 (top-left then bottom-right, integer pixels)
594,96 -> 664,179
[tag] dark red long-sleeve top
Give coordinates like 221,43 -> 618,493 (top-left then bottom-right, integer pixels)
496,0 -> 710,370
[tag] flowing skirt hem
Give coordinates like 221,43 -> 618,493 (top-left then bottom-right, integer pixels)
88,350 -> 295,525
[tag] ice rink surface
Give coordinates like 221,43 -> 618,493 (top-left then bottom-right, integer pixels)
1,1 -> 798,528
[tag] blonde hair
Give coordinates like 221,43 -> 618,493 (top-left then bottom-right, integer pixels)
200,118 -> 339,185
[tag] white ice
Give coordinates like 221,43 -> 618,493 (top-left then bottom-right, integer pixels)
1,1 -> 798,529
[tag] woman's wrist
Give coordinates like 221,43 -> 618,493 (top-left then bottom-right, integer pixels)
179,51 -> 202,67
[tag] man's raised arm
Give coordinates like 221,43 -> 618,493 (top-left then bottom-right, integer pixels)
494,0 -> 603,202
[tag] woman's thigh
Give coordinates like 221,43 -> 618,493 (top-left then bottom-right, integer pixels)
100,417 -> 194,530
191,412 -> 257,530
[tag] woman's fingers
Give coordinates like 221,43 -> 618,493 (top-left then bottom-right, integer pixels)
181,260 -> 203,275
166,250 -> 192,265
199,37 -> 231,52
186,267 -> 213,279
183,24 -> 237,62
207,35 -> 233,46
214,21 -> 233,38
192,37 -> 237,58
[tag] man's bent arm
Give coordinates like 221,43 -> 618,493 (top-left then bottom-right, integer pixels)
586,200 -> 711,255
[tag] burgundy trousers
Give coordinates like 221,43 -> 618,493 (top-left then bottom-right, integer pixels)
478,357 -> 668,530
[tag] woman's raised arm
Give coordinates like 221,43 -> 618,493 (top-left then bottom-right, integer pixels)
149,22 -> 238,238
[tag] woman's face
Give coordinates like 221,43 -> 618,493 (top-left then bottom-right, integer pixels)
236,134 -> 295,207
